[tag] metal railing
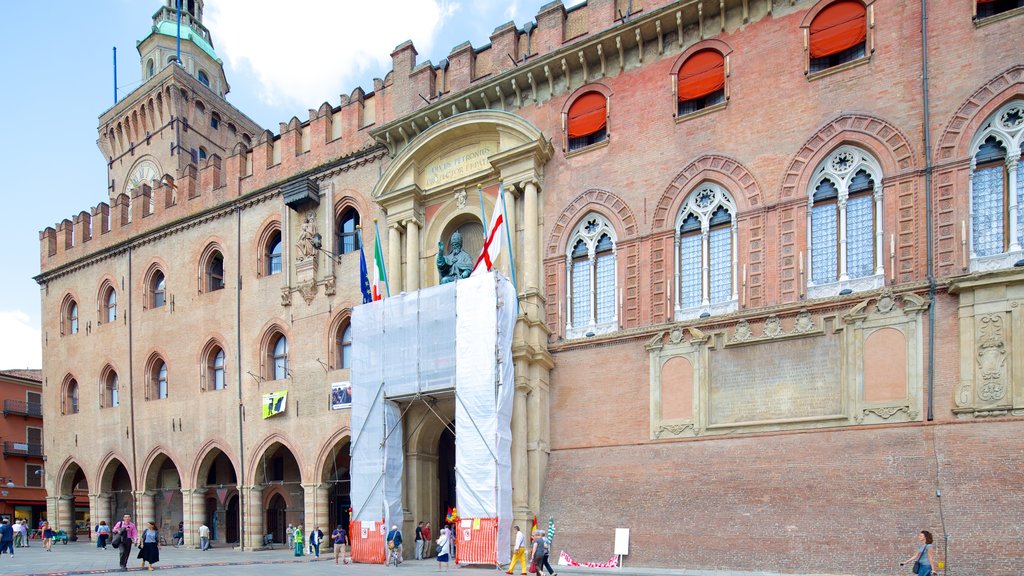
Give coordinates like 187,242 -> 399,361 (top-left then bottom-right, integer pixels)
2,441 -> 43,458
3,400 -> 43,418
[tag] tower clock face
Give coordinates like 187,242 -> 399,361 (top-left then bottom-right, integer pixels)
126,160 -> 160,194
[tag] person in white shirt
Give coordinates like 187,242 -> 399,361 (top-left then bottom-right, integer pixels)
506,525 -> 529,575
198,523 -> 211,551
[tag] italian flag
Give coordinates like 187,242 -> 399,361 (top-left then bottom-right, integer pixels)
372,223 -> 389,301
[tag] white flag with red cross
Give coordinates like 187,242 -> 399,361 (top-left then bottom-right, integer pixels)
472,183 -> 507,276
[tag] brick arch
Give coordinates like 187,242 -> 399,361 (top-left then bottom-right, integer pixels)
56,457 -> 89,495
936,65 -> 1024,162
139,445 -> 184,491
780,114 -> 916,200
653,155 -> 762,229
546,189 -> 638,257
313,426 -> 352,483
190,438 -> 240,489
326,309 -> 353,370
245,432 -> 306,486
96,451 -> 134,493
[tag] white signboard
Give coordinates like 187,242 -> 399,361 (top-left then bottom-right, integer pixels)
614,528 -> 629,556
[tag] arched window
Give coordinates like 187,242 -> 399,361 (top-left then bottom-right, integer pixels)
337,322 -> 353,370
675,184 -> 738,318
150,270 -> 166,308
337,208 -> 361,255
267,232 -> 283,276
807,146 -> 884,296
198,70 -> 210,87
808,1 -> 867,73
976,0 -> 1024,20
566,91 -> 608,152
104,369 -> 119,408
677,49 -> 725,116
207,347 -> 226,391
68,301 -> 79,335
104,286 -> 117,324
146,59 -> 155,78
271,334 -> 289,380
198,147 -> 208,162
206,250 -> 225,292
969,101 -> 1024,270
566,215 -> 617,338
149,360 -> 168,400
64,378 -> 79,415
210,112 -> 220,130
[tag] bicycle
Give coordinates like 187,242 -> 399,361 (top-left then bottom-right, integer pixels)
388,544 -> 402,567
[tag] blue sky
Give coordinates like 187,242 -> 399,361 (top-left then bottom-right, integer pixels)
0,0 -> 571,368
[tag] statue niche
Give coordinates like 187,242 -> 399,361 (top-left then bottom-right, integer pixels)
436,230 -> 474,283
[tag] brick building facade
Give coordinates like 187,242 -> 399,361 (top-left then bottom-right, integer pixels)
35,0 -> 1023,573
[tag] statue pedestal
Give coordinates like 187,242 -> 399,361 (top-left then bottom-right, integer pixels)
295,257 -> 318,304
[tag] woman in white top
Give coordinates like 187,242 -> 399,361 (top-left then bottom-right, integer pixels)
435,526 -> 452,571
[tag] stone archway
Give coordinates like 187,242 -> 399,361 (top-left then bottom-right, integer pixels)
245,440 -> 304,549
53,460 -> 89,536
401,394 -> 456,553
141,452 -> 183,538
191,446 -> 239,547
320,436 -> 351,537
98,457 -> 134,529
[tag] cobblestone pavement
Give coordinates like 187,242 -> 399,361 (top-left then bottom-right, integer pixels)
0,541 -> 852,576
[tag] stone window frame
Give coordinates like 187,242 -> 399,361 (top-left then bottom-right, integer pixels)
145,354 -> 169,401
98,280 -> 117,325
260,325 -> 290,382
100,365 -> 119,409
561,84 -> 613,156
674,182 -> 739,320
806,145 -> 885,298
256,220 -> 283,278
800,0 -> 875,81
967,100 -> 1024,273
61,374 -> 79,415
143,263 -> 168,310
670,40 -> 732,122
200,338 -> 228,392
336,206 -> 362,256
198,242 -> 226,294
328,311 -> 353,371
60,293 -> 79,336
565,213 -> 619,339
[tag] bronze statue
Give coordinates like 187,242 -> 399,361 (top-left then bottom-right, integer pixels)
436,231 -> 474,283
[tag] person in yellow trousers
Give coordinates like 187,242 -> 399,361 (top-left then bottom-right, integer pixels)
506,525 -> 528,575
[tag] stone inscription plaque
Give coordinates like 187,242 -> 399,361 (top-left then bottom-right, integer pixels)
708,334 -> 842,425
424,143 -> 495,188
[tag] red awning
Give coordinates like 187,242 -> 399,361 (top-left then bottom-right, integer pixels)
809,1 -> 867,58
678,50 -> 725,101
567,92 -> 607,138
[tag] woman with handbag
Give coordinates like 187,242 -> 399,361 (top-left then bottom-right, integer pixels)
435,526 -> 452,571
136,522 -> 160,571
901,530 -> 937,576
530,530 -> 557,575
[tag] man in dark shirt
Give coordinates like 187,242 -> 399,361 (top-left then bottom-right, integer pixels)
0,519 -> 15,556
414,521 -> 424,560
386,525 -> 403,564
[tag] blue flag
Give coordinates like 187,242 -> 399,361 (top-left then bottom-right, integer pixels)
358,237 -> 372,304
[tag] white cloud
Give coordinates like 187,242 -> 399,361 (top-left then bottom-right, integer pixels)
206,0 -> 457,108
0,310 -> 41,369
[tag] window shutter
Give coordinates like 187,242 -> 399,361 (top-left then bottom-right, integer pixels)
677,50 -> 725,101
809,1 -> 867,59
567,92 -> 607,139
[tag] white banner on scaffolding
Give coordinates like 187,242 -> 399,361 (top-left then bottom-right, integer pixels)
349,272 -> 515,564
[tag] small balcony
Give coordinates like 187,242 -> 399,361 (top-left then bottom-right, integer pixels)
3,400 -> 43,418
3,442 -> 43,458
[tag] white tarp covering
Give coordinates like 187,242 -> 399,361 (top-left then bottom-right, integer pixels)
350,272 -> 515,563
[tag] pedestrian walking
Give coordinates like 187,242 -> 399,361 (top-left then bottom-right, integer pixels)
435,525 -> 452,571
17,520 -> 29,547
41,521 -> 55,552
95,520 -> 111,549
0,519 -> 15,557
137,521 -> 160,571
423,522 -> 432,558
12,520 -> 22,549
293,524 -> 304,557
506,525 -> 528,575
531,529 -> 556,575
901,530 -> 938,576
415,521 -> 425,560
331,524 -> 349,565
308,526 -> 323,558
198,522 -> 210,551
112,513 -> 139,571
286,522 -> 294,549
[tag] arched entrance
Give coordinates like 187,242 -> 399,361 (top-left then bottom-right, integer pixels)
194,447 -> 239,545
142,453 -> 182,536
402,396 -> 455,539
265,492 -> 288,543
321,437 -> 351,534
56,461 -> 89,537
253,442 -> 303,545
99,458 -> 134,524
437,421 -> 456,527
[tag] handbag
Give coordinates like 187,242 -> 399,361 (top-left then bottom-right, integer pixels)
912,560 -> 921,573
110,529 -> 122,548
528,560 -> 538,574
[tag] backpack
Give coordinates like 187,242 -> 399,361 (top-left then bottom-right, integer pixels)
110,527 -> 122,548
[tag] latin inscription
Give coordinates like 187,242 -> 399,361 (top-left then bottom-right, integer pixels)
708,335 -> 842,425
424,144 -> 495,188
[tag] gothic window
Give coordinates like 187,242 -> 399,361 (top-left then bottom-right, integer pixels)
969,101 -> 1024,270
675,184 -> 738,319
104,370 -> 119,408
207,346 -> 226,391
267,231 -> 283,276
146,59 -> 155,78
566,215 -> 617,338
337,322 -> 353,370
807,146 -> 884,296
337,208 -> 361,255
566,91 -> 608,152
147,359 -> 168,400
270,334 -> 289,381
676,49 -> 726,117
210,112 -> 220,130
68,301 -> 79,335
104,286 -> 117,324
150,270 -> 166,309
205,250 -> 225,292
808,1 -> 867,73
63,378 -> 79,415
198,69 -> 210,87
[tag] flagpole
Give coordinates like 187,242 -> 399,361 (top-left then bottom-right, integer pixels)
499,180 -> 520,314
374,219 -> 390,297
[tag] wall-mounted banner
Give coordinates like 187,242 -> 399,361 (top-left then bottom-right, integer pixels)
262,390 -> 288,419
331,382 -> 352,410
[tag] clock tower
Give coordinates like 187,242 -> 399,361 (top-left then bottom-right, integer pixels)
97,0 -> 261,208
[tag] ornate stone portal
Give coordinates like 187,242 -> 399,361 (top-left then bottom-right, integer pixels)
371,110 -> 553,542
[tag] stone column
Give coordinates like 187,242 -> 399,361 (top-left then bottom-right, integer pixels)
301,484 -> 329,533
526,370 -> 542,515
524,180 -> 539,294
56,495 -> 74,533
89,494 -> 113,529
1008,154 -> 1021,252
243,485 -> 264,550
45,496 -> 59,531
405,219 -> 420,292
135,491 -> 158,529
838,197 -> 849,281
511,377 -> 531,531
389,223 -> 403,295
182,489 -> 204,548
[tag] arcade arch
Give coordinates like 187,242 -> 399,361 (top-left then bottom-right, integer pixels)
193,446 -> 239,546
